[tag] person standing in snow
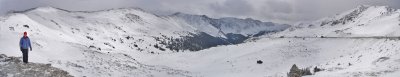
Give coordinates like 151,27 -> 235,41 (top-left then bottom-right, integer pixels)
19,32 -> 32,63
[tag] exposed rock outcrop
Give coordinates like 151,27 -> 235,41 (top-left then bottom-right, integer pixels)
0,54 -> 73,77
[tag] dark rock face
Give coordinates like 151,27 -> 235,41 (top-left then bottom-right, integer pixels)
156,32 -> 249,51
23,25 -> 30,28
157,32 -> 230,51
288,64 -> 302,77
314,66 -> 323,73
225,33 -> 248,44
287,64 -> 313,77
256,60 -> 263,64
0,54 -> 73,77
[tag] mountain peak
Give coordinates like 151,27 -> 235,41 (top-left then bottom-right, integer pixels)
9,7 -> 50,13
9,6 -> 148,14
171,12 -> 211,19
318,5 -> 399,26
33,7 -> 61,13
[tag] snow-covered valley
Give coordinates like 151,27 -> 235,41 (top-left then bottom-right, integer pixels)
1,5 -> 400,77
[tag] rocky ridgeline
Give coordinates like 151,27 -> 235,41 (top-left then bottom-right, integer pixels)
0,54 -> 72,77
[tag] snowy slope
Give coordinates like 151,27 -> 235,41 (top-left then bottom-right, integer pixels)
269,5 -> 400,37
1,5 -> 400,77
0,7 -> 288,77
252,5 -> 400,77
133,5 -> 400,77
134,37 -> 400,77
0,11 -> 194,76
138,6 -> 400,77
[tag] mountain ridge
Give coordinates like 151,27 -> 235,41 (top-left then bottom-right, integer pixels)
2,5 -> 400,77
269,5 -> 400,38
1,6 -> 289,52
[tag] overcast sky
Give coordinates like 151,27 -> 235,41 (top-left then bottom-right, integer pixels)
0,0 -> 399,24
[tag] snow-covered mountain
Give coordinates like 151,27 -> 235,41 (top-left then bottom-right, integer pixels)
170,12 -> 289,37
0,7 -> 289,77
0,6 -> 290,53
1,5 -> 400,77
271,5 -> 400,37
255,5 -> 400,77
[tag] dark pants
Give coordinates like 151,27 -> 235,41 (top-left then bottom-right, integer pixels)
21,49 -> 28,63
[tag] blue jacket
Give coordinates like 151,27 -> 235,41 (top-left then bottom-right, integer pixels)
19,37 -> 32,50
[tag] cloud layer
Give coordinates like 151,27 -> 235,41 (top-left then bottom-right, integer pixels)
1,0 -> 399,24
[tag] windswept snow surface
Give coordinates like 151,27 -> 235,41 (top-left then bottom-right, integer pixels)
1,5 -> 400,77
0,7 -> 287,77
271,5 -> 400,38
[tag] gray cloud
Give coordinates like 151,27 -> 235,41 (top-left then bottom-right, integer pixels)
0,0 -> 43,13
209,0 -> 254,16
0,0 -> 399,24
266,0 -> 293,14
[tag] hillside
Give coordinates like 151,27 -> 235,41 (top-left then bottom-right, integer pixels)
1,5 -> 400,77
0,7 -> 288,77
